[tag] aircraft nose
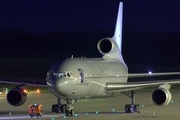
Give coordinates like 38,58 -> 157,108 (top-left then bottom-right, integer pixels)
47,77 -> 70,97
54,78 -> 70,96
47,78 -> 55,87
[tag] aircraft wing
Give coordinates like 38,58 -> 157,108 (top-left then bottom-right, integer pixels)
128,72 -> 180,78
105,79 -> 180,93
0,79 -> 47,87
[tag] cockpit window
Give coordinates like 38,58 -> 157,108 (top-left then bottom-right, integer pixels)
67,73 -> 70,77
47,72 -> 74,78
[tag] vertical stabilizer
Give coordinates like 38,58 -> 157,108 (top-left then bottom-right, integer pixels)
112,2 -> 123,53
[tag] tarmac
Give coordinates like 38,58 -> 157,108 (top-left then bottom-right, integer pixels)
0,90 -> 180,120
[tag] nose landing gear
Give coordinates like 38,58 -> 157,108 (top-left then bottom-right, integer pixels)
52,97 -> 66,113
65,99 -> 74,116
52,97 -> 75,116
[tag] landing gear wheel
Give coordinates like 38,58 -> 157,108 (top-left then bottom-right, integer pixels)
52,104 -> 57,112
60,105 -> 66,113
70,110 -> 74,116
125,104 -> 131,113
65,110 -> 69,116
134,104 -> 140,113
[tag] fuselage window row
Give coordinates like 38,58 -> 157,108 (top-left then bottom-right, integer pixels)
47,72 -> 74,78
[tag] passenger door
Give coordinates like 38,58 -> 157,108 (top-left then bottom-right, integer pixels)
78,68 -> 85,83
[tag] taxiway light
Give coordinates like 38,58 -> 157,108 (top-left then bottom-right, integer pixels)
112,109 -> 115,111
86,113 -> 88,115
64,115 -> 66,118
149,72 -> 152,74
75,114 -> 77,117
142,105 -> 144,107
171,101 -> 173,103
52,118 -> 54,120
96,111 -> 98,114
37,89 -> 40,93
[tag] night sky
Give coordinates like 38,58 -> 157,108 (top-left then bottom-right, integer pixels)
1,0 -> 180,33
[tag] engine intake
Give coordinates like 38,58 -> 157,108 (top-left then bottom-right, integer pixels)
151,88 -> 172,106
7,88 -> 27,106
97,38 -> 120,56
98,39 -> 112,54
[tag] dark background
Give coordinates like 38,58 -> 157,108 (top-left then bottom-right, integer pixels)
0,0 -> 180,81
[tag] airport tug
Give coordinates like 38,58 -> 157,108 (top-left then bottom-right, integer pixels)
29,104 -> 42,118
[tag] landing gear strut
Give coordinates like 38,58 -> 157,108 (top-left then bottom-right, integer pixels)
123,91 -> 140,113
52,97 -> 66,113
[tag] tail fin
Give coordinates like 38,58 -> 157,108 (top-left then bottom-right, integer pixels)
112,2 -> 123,53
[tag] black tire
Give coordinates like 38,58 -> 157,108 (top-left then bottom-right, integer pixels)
70,110 -> 74,116
125,105 -> 128,113
125,104 -> 131,113
52,104 -> 57,112
134,104 -> 140,113
60,105 -> 66,113
65,110 -> 69,116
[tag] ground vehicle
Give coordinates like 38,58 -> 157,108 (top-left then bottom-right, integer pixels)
29,104 -> 42,118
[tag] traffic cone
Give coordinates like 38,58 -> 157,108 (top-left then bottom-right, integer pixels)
9,112 -> 11,116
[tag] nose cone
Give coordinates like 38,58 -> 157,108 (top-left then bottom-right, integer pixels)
47,78 -> 70,98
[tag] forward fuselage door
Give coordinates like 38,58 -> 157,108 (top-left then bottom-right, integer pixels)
78,68 -> 86,84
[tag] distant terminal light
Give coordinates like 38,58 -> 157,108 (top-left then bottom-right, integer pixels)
149,72 -> 152,74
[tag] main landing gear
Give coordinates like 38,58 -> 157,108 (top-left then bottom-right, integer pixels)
123,91 -> 140,113
52,97 -> 74,116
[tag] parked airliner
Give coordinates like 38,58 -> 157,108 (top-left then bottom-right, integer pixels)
1,2 -> 180,116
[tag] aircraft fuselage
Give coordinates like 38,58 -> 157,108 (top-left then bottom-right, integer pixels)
47,58 -> 128,100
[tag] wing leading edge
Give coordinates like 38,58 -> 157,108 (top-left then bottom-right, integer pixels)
0,79 -> 47,87
105,79 -> 180,93
128,72 -> 180,78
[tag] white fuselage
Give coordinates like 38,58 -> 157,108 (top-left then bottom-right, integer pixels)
47,58 -> 128,100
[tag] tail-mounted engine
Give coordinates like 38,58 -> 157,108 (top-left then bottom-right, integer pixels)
151,88 -> 172,106
7,88 -> 27,106
97,38 -> 120,55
